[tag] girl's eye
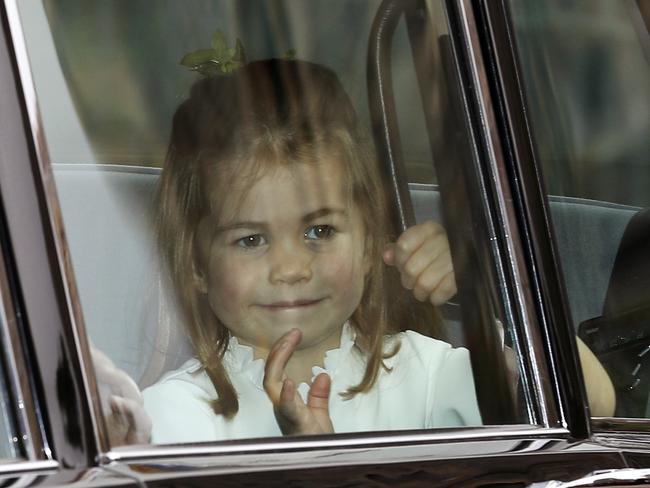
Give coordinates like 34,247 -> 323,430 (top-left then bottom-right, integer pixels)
304,225 -> 336,240
236,234 -> 267,248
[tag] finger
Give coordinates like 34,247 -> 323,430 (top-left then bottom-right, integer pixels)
109,368 -> 143,404
275,378 -> 304,434
263,329 -> 301,401
115,397 -> 152,444
413,262 -> 457,305
394,221 -> 445,271
399,233 -> 449,290
92,347 -> 143,404
307,373 -> 331,412
382,243 -> 396,266
279,378 -> 299,417
410,250 -> 454,301
393,225 -> 431,270
110,395 -> 152,444
430,271 -> 457,305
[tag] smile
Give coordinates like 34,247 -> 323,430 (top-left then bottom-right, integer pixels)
261,298 -> 324,310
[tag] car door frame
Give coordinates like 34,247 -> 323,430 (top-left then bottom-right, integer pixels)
0,0 -> 642,484
475,0 -> 650,461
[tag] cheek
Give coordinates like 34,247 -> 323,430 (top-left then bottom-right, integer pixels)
205,256 -> 259,314
321,248 -> 366,292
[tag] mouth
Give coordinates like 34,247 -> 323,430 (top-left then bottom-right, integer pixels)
261,298 -> 324,310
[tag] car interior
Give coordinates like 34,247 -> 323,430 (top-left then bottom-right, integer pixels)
17,0 -> 650,439
52,162 -> 649,417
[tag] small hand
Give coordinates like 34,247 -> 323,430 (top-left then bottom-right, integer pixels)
383,220 -> 457,306
263,329 -> 334,435
92,346 -> 152,445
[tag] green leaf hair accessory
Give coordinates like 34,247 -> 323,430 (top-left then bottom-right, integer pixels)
180,30 -> 247,76
281,49 -> 296,61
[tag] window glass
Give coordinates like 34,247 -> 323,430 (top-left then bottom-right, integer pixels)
509,0 -> 650,418
17,0 -> 532,448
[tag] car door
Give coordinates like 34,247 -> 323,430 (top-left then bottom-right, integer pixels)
0,0 -> 644,485
482,0 -> 650,467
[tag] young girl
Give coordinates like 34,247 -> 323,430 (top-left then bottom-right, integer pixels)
140,58 -> 482,443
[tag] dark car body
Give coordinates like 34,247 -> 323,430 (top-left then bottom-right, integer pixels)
0,0 -> 649,486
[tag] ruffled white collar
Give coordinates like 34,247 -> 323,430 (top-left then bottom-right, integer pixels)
222,322 -> 357,399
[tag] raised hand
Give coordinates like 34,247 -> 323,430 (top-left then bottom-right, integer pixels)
263,329 -> 334,435
92,346 -> 152,445
383,220 -> 457,305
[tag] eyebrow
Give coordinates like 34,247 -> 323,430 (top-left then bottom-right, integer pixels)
216,207 -> 348,233
303,207 -> 348,222
215,221 -> 267,233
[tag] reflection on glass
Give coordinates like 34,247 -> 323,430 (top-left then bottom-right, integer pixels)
19,0 -> 529,446
509,0 -> 650,418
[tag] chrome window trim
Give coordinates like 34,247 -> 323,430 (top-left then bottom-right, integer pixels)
103,426 -> 569,464
0,460 -> 58,477
452,0 -> 560,426
592,431 -> 650,451
0,460 -> 59,477
476,0 -> 592,437
102,442 -> 627,488
592,417 -> 650,434
553,468 -> 650,487
3,0 -> 105,454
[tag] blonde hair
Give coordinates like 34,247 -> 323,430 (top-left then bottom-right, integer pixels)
157,59 -> 438,418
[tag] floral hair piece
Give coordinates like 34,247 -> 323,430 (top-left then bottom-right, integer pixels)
180,30 -> 247,76
180,30 -> 296,77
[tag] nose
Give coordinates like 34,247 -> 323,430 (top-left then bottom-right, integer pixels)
268,240 -> 313,285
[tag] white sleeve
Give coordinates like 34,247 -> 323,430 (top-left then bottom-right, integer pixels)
427,346 -> 482,428
143,380 -> 217,444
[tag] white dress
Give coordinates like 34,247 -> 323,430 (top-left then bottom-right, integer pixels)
143,324 -> 481,444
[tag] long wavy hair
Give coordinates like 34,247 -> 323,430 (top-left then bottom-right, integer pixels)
156,59 -> 438,418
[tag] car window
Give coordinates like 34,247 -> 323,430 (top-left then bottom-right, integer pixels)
15,0 -> 540,450
508,0 -> 650,419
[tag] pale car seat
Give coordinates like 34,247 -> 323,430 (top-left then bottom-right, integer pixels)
548,196 -> 639,330
412,187 -> 640,349
53,164 -> 192,388
54,165 -> 639,392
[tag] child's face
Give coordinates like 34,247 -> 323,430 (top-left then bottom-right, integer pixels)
196,157 -> 370,355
